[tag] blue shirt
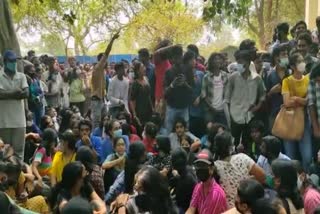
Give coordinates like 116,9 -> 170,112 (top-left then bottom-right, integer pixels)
189,70 -> 204,117
100,135 -> 130,163
105,170 -> 125,204
76,136 -> 102,163
92,127 -> 103,137
200,135 -> 208,148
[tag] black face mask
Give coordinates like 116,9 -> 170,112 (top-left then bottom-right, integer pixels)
196,168 -> 210,182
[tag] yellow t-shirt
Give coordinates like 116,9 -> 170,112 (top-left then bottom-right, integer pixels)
282,75 -> 309,98
51,151 -> 76,182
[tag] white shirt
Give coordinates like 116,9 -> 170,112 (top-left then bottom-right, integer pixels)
0,69 -> 28,128
107,76 -> 130,112
212,73 -> 224,110
257,153 -> 290,176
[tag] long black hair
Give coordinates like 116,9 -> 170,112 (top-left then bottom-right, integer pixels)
134,166 -> 178,214
155,136 -> 171,155
40,128 -> 57,156
59,109 -> 74,134
271,159 -> 304,211
75,146 -> 96,174
124,142 -> 146,193
49,161 -> 84,211
212,131 -> 233,161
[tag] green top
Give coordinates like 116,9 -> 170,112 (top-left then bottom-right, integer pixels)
69,79 -> 85,103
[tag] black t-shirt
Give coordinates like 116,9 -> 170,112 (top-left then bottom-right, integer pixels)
163,64 -> 193,109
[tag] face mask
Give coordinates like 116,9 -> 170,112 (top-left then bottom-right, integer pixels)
297,62 -> 306,73
5,62 -> 17,74
279,58 -> 289,68
196,168 -> 210,182
237,63 -> 245,74
113,129 -> 123,138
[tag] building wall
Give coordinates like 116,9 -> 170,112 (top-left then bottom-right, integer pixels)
306,0 -> 320,29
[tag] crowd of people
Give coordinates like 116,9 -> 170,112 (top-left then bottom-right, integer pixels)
3,17 -> 320,214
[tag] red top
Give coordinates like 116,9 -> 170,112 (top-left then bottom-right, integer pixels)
129,134 -> 141,144
196,62 -> 206,72
143,137 -> 156,153
154,54 -> 171,101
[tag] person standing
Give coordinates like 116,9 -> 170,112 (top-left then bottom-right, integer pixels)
0,50 -> 29,159
91,33 -> 119,128
130,61 -> 153,132
107,62 -> 130,119
138,48 -> 155,104
201,52 -> 229,127
224,50 -> 266,149
163,45 -> 194,134
312,16 -> 320,44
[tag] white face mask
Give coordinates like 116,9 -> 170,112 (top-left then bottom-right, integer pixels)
297,175 -> 303,190
297,62 -> 306,73
237,63 -> 245,74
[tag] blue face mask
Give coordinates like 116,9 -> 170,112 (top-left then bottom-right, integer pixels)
113,129 -> 123,138
5,62 -> 17,74
236,63 -> 245,74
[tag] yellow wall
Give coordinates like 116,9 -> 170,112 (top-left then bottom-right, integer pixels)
306,0 -> 320,29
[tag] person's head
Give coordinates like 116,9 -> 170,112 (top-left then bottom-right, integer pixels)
213,131 -> 233,160
105,120 -> 122,139
61,196 -> 93,214
47,56 -> 59,71
251,198 -> 281,214
60,109 -> 75,134
234,50 -> 252,74
316,16 -> 320,31
173,117 -> 187,137
260,136 -> 281,161
271,44 -> 289,68
40,115 -> 54,131
155,136 -> 171,155
207,123 -> 226,152
27,50 -> 35,59
295,20 -> 307,38
70,120 -> 80,138
113,137 -> 126,156
61,161 -> 88,192
254,53 -> 263,73
276,22 -> 290,41
60,130 -> 77,153
170,45 -> 183,65
155,39 -> 172,51
250,120 -> 264,143
310,62 -> 320,84
187,44 -> 199,57
128,141 -> 146,163
235,179 -> 265,214
24,64 -> 36,78
207,52 -> 224,72
297,32 -> 312,57
78,119 -> 92,138
138,48 -> 150,64
115,62 -> 125,78
171,148 -> 188,174
271,159 -> 304,210
133,61 -> 146,80
144,122 -> 157,139
193,149 -> 215,182
180,134 -> 193,153
76,146 -> 96,173
3,50 -> 18,75
46,107 -> 57,118
42,128 -> 58,153
239,39 -> 257,61
289,52 -> 305,74
68,57 -> 76,68
183,51 -> 196,68
133,166 -> 173,213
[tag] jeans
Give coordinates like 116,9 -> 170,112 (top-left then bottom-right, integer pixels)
165,105 -> 189,135
204,108 -> 228,127
32,107 -> 44,127
91,99 -> 104,129
284,115 -> 312,172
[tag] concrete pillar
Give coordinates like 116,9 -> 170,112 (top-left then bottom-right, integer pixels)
305,0 -> 320,29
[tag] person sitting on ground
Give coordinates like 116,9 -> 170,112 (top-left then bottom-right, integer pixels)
75,119 -> 102,164
257,135 -> 290,178
179,134 -> 196,165
248,120 -> 265,161
121,123 -> 141,143
149,136 -> 172,177
111,166 -> 179,214
142,122 -> 157,154
271,159 -> 304,214
293,160 -> 320,214
102,137 -> 126,193
50,161 -> 106,214
170,148 -> 197,212
223,179 -> 265,214
31,128 -> 57,187
186,149 -> 228,214
50,130 -> 76,187
213,131 -> 266,208
169,117 -> 201,152
75,146 -> 105,199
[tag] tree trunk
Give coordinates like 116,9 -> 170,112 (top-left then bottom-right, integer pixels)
74,38 -> 80,56
0,0 -> 23,72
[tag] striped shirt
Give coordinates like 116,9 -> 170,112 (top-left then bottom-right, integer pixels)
304,187 -> 320,214
34,147 -> 52,176
190,179 -> 228,214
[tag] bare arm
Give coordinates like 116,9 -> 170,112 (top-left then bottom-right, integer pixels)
95,32 -> 120,72
90,191 -> 107,214
31,161 -> 42,181
186,207 -> 196,214
102,157 -> 123,170
249,164 -> 266,184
